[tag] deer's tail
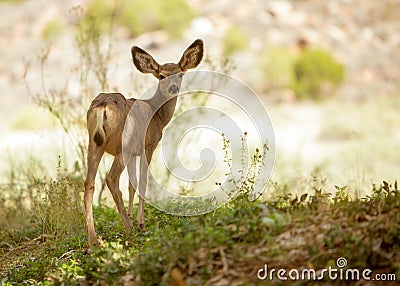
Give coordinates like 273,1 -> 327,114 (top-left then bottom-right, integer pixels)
93,108 -> 106,146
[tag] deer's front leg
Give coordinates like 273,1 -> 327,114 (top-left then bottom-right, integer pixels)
137,152 -> 150,230
127,156 -> 138,217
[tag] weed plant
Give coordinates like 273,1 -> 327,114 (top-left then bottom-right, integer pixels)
82,0 -> 195,38
258,47 -> 345,100
1,179 -> 398,285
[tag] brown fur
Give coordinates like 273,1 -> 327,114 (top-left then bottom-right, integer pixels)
84,39 -> 204,247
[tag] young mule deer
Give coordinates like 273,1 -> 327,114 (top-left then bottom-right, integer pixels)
84,39 -> 204,247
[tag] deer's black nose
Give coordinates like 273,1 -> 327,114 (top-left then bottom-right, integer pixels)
168,84 -> 179,94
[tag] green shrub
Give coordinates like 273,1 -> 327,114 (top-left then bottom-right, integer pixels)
0,0 -> 25,3
291,48 -> 345,100
82,0 -> 114,35
119,0 -> 195,37
258,47 -> 295,90
2,180 -> 399,284
82,0 -> 195,38
223,26 -> 249,56
42,20 -> 65,42
11,106 -> 56,130
0,158 -> 84,235
257,47 -> 344,99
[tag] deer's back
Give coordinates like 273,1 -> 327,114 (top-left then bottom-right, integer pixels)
87,93 -> 157,157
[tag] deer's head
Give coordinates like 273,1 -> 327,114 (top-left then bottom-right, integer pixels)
131,39 -> 204,97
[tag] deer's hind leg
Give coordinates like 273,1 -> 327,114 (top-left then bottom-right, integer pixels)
105,154 -> 133,234
84,143 -> 105,247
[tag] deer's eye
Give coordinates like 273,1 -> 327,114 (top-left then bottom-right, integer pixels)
159,75 -> 166,80
178,73 -> 184,79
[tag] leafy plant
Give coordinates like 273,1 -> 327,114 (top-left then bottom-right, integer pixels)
23,6 -> 115,186
82,0 -> 195,38
2,180 -> 399,284
0,0 -> 25,3
11,106 -> 56,130
220,132 -> 270,200
257,46 -> 344,100
291,48 -> 345,100
223,26 -> 249,56
42,20 -> 65,42
258,47 -> 296,91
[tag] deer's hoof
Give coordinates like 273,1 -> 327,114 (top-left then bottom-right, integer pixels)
137,223 -> 146,232
87,238 -> 102,250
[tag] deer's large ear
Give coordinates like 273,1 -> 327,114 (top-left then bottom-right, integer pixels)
178,39 -> 204,72
131,46 -> 160,77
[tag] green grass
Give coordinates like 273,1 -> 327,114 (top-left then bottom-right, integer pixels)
1,177 -> 399,285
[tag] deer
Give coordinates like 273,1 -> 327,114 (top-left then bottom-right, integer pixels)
84,39 -> 204,247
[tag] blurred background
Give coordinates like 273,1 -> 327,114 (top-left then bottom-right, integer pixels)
1,0 -> 399,201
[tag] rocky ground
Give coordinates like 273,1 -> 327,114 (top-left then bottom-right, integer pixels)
1,0 -> 399,107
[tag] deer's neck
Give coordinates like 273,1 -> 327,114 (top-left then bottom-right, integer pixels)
145,86 -> 178,127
